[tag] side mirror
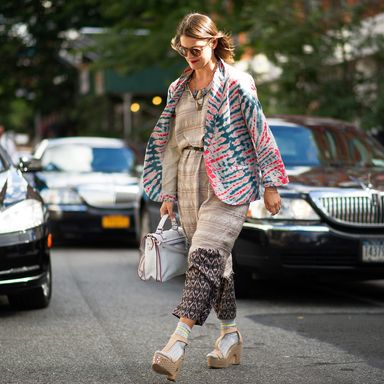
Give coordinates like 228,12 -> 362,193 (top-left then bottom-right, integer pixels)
18,156 -> 43,172
134,164 -> 144,175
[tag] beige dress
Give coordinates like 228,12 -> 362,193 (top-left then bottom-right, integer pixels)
162,88 -> 249,260
162,87 -> 249,326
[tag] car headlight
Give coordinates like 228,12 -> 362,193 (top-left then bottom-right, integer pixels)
0,199 -> 44,234
40,188 -> 82,205
247,198 -> 320,220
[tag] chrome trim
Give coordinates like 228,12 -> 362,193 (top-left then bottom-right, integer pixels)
0,272 -> 45,285
48,202 -> 137,211
310,190 -> 384,228
48,204 -> 87,212
0,225 -> 45,247
0,265 -> 40,276
243,222 -> 330,232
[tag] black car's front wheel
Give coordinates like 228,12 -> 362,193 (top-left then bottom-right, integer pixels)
139,204 -> 151,241
8,262 -> 52,310
232,250 -> 259,298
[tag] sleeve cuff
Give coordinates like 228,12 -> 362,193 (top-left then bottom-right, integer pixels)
262,176 -> 289,188
161,194 -> 177,203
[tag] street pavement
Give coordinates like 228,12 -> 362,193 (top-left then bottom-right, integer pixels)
0,245 -> 384,384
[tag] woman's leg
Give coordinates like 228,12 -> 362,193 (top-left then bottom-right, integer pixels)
180,317 -> 196,328
213,277 -> 237,320
173,247 -> 226,326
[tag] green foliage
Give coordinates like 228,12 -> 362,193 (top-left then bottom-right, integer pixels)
223,0 -> 384,131
0,0 -> 383,139
0,0 -> 106,133
7,99 -> 34,132
92,0 -> 216,74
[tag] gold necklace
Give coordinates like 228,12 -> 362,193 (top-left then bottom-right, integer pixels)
188,62 -> 217,111
187,84 -> 207,111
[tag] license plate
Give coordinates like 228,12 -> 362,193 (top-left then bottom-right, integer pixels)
102,215 -> 130,229
362,240 -> 384,263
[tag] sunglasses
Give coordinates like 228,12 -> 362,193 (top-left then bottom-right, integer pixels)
177,40 -> 212,57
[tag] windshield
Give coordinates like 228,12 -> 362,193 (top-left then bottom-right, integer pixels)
41,144 -> 135,173
0,151 -> 8,171
270,125 -> 384,167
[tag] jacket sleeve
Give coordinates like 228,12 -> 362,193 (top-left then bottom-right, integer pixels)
239,74 -> 289,188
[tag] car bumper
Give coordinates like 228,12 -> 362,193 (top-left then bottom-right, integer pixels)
0,225 -> 50,294
47,204 -> 139,240
234,221 -> 384,278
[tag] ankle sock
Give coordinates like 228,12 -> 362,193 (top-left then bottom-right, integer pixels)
220,319 -> 236,332
218,332 -> 239,357
208,319 -> 239,358
162,322 -> 191,362
175,322 -> 191,340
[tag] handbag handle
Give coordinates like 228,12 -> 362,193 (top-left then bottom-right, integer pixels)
156,214 -> 179,233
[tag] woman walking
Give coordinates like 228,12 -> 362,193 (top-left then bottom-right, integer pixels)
142,13 -> 288,381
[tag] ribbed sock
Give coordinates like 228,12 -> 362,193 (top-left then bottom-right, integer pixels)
162,322 -> 191,362
175,321 -> 191,339
207,319 -> 239,358
220,319 -> 236,331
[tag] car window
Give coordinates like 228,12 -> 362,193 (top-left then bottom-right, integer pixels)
0,150 -> 9,171
41,144 -> 135,173
347,134 -> 384,167
270,125 -> 321,166
270,125 -> 384,167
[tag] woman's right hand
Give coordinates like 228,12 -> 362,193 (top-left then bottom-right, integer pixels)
160,201 -> 175,219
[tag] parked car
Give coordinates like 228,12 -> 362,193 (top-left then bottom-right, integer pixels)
20,137 -> 144,243
0,147 -> 51,309
143,116 -> 384,296
233,116 -> 384,295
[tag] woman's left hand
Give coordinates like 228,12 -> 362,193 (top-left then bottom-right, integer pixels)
264,187 -> 281,216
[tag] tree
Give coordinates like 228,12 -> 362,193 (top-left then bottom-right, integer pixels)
93,0 -> 384,132
91,0 -> 218,74
221,0 -> 384,131
0,0 -> 106,134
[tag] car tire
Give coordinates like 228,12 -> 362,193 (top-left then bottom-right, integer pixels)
139,204 -> 151,241
233,264 -> 255,298
8,263 -> 52,310
232,250 -> 258,298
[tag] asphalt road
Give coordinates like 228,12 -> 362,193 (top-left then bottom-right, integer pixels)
1,245 -> 384,384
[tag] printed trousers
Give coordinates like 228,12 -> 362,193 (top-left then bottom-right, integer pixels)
172,148 -> 249,326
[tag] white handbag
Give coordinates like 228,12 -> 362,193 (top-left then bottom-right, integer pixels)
138,214 -> 188,282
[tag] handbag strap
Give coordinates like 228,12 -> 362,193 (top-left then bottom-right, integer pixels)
156,214 -> 179,234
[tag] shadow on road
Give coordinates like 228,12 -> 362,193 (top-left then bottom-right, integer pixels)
238,278 -> 384,307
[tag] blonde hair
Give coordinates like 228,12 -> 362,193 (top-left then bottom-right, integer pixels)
171,13 -> 235,64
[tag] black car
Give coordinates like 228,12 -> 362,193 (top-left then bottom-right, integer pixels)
0,147 -> 51,309
233,116 -> 384,295
143,116 -> 384,296
21,137 -> 144,243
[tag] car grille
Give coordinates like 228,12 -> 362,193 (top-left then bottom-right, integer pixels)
310,191 -> 384,227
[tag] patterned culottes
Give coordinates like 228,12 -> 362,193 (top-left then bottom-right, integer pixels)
172,148 -> 249,326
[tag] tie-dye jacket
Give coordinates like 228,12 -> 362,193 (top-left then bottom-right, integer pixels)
142,59 -> 288,206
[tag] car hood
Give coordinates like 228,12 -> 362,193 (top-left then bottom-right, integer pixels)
35,171 -> 140,207
285,165 -> 384,193
36,171 -> 139,189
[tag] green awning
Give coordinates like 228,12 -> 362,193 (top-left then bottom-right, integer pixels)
103,63 -> 185,95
